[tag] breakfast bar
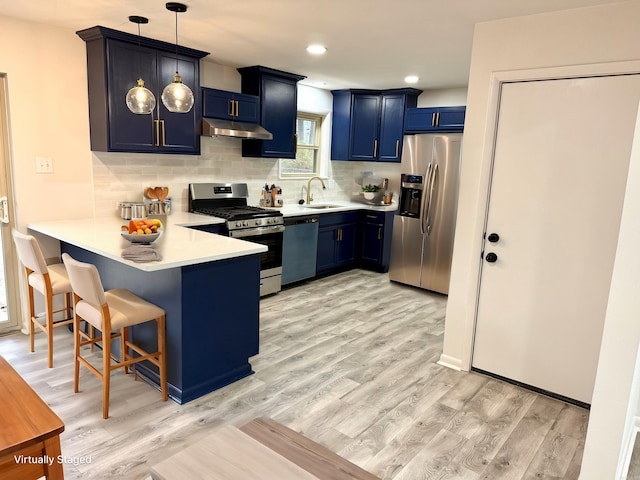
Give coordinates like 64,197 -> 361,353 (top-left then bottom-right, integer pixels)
28,213 -> 267,404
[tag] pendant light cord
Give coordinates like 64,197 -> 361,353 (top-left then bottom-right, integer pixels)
137,22 -> 142,79
174,10 -> 179,74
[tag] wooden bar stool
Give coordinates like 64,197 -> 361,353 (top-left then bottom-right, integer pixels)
61,253 -> 167,419
12,230 -> 73,368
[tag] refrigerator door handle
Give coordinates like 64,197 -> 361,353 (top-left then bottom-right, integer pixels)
420,163 -> 433,235
425,163 -> 439,236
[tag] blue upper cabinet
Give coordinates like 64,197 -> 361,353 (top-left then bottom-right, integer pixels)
331,88 -> 421,162
237,66 -> 306,159
76,26 -> 208,155
404,106 -> 466,133
202,88 -> 259,124
350,94 -> 381,160
378,94 -> 408,162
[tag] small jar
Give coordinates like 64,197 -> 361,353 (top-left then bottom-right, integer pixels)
119,202 -> 132,220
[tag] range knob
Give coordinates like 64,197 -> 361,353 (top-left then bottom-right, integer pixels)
243,220 -> 249,227
255,219 -> 261,226
235,221 -> 242,228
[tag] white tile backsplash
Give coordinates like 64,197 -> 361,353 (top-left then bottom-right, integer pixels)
92,136 -> 400,217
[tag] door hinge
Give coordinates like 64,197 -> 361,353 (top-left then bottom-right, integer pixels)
0,196 -> 9,223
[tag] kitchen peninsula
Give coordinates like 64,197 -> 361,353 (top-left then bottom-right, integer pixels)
28,212 -> 267,404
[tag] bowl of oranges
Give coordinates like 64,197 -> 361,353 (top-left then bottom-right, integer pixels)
121,219 -> 163,244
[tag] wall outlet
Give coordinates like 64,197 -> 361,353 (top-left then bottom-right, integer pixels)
35,157 -> 53,174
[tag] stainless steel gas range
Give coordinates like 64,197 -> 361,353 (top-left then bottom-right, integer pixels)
189,183 -> 284,297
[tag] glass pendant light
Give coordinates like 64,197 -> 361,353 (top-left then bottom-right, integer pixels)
125,16 -> 156,115
161,2 -> 194,114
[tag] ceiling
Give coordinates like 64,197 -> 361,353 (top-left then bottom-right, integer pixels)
0,0 -> 625,91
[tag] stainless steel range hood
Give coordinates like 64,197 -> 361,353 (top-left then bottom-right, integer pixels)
201,118 -> 273,140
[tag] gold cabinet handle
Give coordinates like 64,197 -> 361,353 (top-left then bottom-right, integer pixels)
235,100 -> 239,117
154,120 -> 161,146
432,113 -> 436,127
337,228 -> 342,242
373,140 -> 378,157
436,112 -> 440,126
229,100 -> 234,117
378,227 -> 382,240
395,139 -> 400,158
294,134 -> 298,154
161,119 -> 166,146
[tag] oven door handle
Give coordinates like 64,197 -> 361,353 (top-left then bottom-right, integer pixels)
229,225 -> 285,238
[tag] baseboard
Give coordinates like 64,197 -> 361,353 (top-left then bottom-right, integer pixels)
437,354 -> 463,371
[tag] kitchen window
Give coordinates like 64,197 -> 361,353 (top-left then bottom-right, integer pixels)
279,112 -> 323,177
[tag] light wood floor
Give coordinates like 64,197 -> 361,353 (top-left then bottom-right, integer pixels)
0,269 -> 588,479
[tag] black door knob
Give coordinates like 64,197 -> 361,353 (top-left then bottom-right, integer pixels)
487,233 -> 500,243
485,252 -> 498,263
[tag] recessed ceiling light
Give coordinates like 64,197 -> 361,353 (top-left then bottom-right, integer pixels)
404,75 -> 419,84
306,44 -> 327,55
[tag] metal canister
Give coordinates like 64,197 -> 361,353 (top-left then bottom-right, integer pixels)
130,202 -> 147,219
119,202 -> 132,220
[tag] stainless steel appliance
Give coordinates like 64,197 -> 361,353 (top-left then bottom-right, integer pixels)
388,134 -> 462,294
282,215 -> 319,286
188,183 -> 284,296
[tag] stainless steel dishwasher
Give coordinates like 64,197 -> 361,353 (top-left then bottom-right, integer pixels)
282,215 -> 319,286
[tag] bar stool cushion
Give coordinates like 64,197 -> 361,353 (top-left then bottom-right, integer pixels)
27,262 -> 72,296
76,289 -> 165,331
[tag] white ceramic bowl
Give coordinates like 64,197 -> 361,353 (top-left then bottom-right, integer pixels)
121,231 -> 161,244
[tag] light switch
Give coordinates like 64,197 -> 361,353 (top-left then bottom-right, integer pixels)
36,157 -> 53,174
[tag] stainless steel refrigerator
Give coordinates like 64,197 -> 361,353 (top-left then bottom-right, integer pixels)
388,133 -> 462,294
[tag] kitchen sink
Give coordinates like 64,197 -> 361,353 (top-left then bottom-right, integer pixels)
303,204 -> 341,209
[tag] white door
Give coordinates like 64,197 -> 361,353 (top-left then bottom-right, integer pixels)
472,75 -> 640,405
0,76 -> 21,332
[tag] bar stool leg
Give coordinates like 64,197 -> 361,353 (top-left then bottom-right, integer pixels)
158,315 -> 167,401
45,287 -> 54,368
122,327 -> 129,375
28,284 -> 35,353
73,313 -> 81,394
102,328 -> 111,419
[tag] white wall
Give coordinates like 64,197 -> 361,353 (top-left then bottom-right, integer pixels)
585,102 -> 640,479
0,15 -> 94,229
440,1 -> 640,477
417,87 -> 467,107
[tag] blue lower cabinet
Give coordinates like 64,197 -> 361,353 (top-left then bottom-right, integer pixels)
316,212 -> 359,274
61,243 -> 261,404
359,211 -> 395,272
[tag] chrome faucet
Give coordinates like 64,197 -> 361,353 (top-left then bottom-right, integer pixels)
306,176 -> 326,204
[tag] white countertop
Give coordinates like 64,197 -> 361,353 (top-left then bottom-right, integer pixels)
28,211 -> 266,272
27,201 -> 397,272
274,200 -> 398,217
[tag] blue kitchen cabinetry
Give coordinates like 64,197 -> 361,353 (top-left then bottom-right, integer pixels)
77,26 -> 208,155
331,88 -> 422,162
359,210 -> 395,272
61,243 -> 260,405
316,212 -> 359,274
237,66 -> 306,158
403,106 -> 466,133
202,88 -> 260,123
